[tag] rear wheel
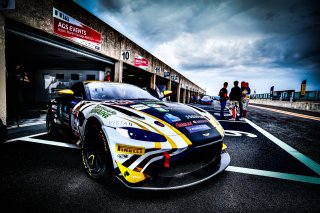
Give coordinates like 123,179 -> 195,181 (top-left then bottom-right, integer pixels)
82,123 -> 112,180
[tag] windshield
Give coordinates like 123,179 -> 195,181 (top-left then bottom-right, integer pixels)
86,82 -> 158,101
202,96 -> 211,100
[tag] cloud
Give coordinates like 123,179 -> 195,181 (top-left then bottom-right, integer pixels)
75,0 -> 320,93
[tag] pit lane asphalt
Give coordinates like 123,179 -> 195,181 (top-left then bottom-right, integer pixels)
1,102 -> 320,212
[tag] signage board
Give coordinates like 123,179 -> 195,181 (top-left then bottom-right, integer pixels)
134,55 -> 149,70
155,67 -> 161,73
53,7 -> 102,51
301,80 -> 307,96
164,70 -> 170,78
121,50 -> 130,61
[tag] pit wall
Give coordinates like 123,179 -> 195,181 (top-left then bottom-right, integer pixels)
250,99 -> 320,113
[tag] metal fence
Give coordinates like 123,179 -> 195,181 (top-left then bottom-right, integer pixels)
252,91 -> 320,101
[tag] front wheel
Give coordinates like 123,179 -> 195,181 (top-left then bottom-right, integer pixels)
46,110 -> 55,134
82,124 -> 112,180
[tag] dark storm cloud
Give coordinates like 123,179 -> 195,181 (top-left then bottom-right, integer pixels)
75,0 -> 320,92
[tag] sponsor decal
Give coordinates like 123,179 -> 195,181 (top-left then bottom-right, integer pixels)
192,119 -> 209,124
117,154 -> 129,159
130,104 -> 150,111
185,115 -> 203,119
186,124 -> 210,133
164,113 -> 181,123
53,8 -> 101,51
116,144 -> 145,155
175,121 -> 193,128
116,160 -> 147,183
91,105 -> 116,118
154,121 -> 165,127
155,108 -> 169,113
147,104 -> 161,108
104,100 -> 135,105
106,120 -> 133,127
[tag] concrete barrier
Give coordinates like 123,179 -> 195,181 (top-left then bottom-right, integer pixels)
250,99 -> 320,112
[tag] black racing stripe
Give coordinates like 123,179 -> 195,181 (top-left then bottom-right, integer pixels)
135,149 -> 177,169
81,102 -> 97,111
122,155 -> 141,168
101,104 -> 145,119
145,148 -> 159,153
121,148 -> 160,168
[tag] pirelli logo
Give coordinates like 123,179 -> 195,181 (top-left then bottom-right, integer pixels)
116,144 -> 145,155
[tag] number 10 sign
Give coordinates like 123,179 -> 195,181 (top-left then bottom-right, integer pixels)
121,50 -> 130,61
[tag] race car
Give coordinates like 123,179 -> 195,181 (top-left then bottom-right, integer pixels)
199,95 -> 213,105
46,81 -> 230,189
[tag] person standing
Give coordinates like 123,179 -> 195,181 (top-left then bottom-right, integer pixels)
229,81 -> 242,120
240,81 -> 246,118
241,82 -> 251,119
218,82 -> 228,119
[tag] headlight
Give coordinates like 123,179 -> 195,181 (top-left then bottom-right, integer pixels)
116,127 -> 167,142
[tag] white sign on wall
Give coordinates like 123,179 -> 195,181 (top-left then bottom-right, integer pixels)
121,50 -> 131,61
154,67 -> 161,73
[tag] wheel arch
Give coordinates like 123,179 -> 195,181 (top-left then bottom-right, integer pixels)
84,116 -> 116,168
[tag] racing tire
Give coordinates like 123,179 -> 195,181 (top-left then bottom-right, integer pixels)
82,124 -> 112,180
0,119 -> 7,144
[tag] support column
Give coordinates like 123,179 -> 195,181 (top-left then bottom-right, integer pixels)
176,83 -> 181,103
114,61 -> 123,83
183,89 -> 187,104
0,15 -> 7,125
166,79 -> 171,91
150,74 -> 156,89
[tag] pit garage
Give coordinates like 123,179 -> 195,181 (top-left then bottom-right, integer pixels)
122,63 -> 152,89
5,20 -> 115,126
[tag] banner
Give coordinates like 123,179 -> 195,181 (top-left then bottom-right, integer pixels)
134,55 -> 148,70
53,8 -> 102,51
300,80 -> 307,97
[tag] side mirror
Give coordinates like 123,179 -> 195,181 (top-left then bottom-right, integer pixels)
163,90 -> 172,97
57,89 -> 74,96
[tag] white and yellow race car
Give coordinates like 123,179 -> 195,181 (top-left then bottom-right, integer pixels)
47,81 -> 230,189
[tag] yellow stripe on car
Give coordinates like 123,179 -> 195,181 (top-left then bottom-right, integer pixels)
137,110 -> 193,146
116,160 -> 148,183
125,115 -> 178,149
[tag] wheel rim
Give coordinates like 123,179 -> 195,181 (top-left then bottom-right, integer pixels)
84,132 -> 106,174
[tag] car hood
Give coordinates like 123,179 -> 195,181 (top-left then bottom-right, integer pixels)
102,100 -> 223,145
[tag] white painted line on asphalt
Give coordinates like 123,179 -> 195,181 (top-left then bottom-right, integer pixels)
16,137 -> 81,149
7,121 -> 46,129
5,132 -> 48,143
250,105 -> 320,121
226,166 -> 320,184
246,118 -> 320,176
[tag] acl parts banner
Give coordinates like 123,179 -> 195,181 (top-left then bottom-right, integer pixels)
53,7 -> 102,51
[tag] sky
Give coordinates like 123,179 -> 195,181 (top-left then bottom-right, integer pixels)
74,0 -> 320,95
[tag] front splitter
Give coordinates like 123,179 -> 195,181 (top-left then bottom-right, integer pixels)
114,152 -> 231,190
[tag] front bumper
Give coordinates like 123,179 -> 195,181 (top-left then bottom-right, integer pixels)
114,151 -> 230,190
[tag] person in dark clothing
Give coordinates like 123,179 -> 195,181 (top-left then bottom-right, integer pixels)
240,81 -> 246,118
229,81 -> 242,120
218,82 -> 228,119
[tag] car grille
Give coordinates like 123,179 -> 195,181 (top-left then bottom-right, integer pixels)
144,141 -> 222,177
